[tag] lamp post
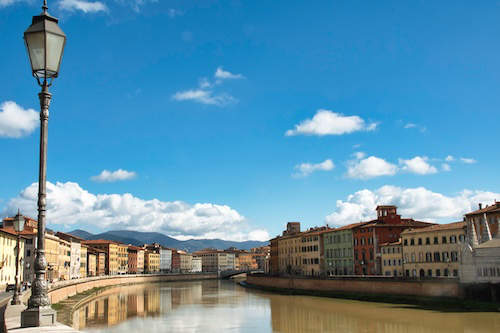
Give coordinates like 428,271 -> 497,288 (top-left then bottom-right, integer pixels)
21,0 -> 66,327
11,210 -> 25,305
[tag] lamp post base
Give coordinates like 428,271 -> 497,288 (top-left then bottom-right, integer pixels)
20,306 -> 57,327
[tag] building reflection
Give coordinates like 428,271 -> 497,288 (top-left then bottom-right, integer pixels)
71,280 -> 500,333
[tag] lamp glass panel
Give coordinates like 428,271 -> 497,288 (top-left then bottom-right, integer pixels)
25,32 -> 45,73
46,32 -> 64,74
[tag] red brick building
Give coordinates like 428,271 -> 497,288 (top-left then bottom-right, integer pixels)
353,206 -> 434,275
171,249 -> 181,272
127,245 -> 140,274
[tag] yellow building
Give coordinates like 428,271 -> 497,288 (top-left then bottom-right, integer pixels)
401,222 -> 466,278
58,238 -> 71,280
45,232 -> 61,282
300,228 -> 329,277
0,229 -> 25,289
145,251 -> 160,273
83,240 -> 122,275
117,243 -> 129,274
277,233 -> 302,275
179,252 -> 192,272
87,252 -> 97,277
380,240 -> 403,277
80,245 -> 88,278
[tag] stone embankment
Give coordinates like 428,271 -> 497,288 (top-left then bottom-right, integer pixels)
48,273 -> 217,304
246,274 -> 463,298
2,273 -> 217,333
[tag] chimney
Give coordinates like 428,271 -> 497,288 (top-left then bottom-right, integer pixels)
478,203 -> 482,210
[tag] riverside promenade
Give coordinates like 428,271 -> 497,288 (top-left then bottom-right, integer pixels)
1,273 -> 217,333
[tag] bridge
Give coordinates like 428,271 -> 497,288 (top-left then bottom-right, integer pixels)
219,270 -> 263,279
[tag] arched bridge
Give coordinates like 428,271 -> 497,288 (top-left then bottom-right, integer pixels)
220,270 -> 263,279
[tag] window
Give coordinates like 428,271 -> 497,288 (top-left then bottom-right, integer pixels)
426,252 -> 432,262
436,269 -> 441,277
404,239 -> 408,246
427,269 -> 432,277
451,251 -> 458,262
450,235 -> 457,244
433,252 -> 441,262
453,270 -> 458,277
384,260 -> 387,266
411,253 -> 415,262
418,238 -> 422,245
442,252 -> 449,262
27,249 -> 31,257
442,236 -> 447,244
434,237 -> 439,244
410,238 -> 415,246
425,237 -> 430,245
459,235 -> 465,243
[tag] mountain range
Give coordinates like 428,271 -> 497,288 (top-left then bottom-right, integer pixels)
68,229 -> 268,253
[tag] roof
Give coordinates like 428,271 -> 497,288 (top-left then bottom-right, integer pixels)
82,239 -> 124,245
401,221 -> 466,235
0,227 -> 36,236
360,220 -> 434,229
465,202 -> 500,216
376,205 -> 397,209
380,240 -> 402,247
55,231 -> 85,242
127,245 -> 142,251
0,228 -> 30,239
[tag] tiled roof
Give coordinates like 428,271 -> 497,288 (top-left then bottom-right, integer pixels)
465,202 -> 500,216
55,231 -> 86,242
380,240 -> 402,246
0,227 -> 36,236
401,221 -> 465,235
82,239 -> 124,245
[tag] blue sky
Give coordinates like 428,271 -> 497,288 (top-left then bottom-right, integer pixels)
1,0 -> 499,241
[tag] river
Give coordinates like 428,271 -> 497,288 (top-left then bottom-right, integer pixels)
66,279 -> 500,332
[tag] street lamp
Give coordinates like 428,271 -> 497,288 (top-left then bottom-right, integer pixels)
11,210 -> 25,305
21,0 -> 66,327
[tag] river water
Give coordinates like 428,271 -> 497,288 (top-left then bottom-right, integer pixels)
68,279 -> 500,333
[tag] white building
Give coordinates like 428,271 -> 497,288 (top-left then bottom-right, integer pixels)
191,256 -> 202,273
460,202 -> 500,284
56,232 -> 83,279
160,248 -> 172,272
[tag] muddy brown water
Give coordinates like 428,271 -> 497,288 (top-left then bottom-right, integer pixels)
62,279 -> 500,332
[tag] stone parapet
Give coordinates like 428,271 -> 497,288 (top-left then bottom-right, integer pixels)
246,274 -> 463,298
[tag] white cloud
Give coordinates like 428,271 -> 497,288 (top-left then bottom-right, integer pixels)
399,156 -> 437,175
168,8 -> 183,18
460,157 -> 477,164
214,67 -> 245,80
442,163 -> 451,172
404,123 -> 417,129
172,89 -> 236,106
293,159 -> 334,178
2,181 -> 269,241
403,122 -> 426,132
346,155 -> 397,179
58,0 -> 108,13
0,101 -> 38,138
0,0 -> 20,7
91,169 -> 136,182
285,109 -> 378,136
172,68 -> 243,107
325,185 -> 500,226
445,155 -> 455,162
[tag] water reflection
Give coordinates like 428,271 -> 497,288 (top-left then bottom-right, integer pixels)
72,280 -> 500,332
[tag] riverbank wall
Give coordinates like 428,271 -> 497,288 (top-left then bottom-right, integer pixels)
246,274 -> 464,298
48,273 -> 218,304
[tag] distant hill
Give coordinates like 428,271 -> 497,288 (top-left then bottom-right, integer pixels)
68,229 -> 268,252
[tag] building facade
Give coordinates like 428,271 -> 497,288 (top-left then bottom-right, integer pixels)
323,223 -> 362,276
401,222 -> 466,278
179,252 -> 193,273
160,248 -> 172,272
56,232 -> 84,279
80,245 -> 88,278
83,240 -> 120,275
461,202 -> 500,283
145,251 -> 160,273
300,228 -> 330,277
0,229 -> 25,289
353,206 -> 434,275
191,256 -> 202,272
380,241 -> 403,277
128,246 -> 139,274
